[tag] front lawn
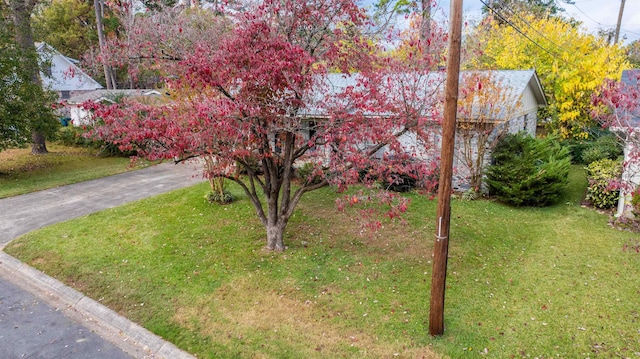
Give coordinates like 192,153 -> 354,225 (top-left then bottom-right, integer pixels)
5,166 -> 640,358
0,143 -> 147,198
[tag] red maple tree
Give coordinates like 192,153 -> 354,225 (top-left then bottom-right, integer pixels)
592,71 -> 640,195
90,0 -> 445,250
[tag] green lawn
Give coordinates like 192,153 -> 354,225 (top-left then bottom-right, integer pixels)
0,143 -> 148,198
5,166 -> 640,358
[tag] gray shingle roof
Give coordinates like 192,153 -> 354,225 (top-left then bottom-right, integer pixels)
620,69 -> 640,127
301,69 -> 545,119
67,89 -> 163,104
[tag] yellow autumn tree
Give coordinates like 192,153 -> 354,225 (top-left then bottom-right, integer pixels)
387,12 -> 448,70
468,14 -> 630,138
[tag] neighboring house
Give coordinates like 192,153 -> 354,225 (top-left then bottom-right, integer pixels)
36,42 -> 103,100
302,69 -> 546,190
67,89 -> 167,125
452,69 -> 546,189
615,69 -> 640,216
68,69 -> 546,191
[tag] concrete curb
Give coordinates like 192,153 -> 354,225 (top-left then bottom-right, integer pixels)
0,252 -> 195,359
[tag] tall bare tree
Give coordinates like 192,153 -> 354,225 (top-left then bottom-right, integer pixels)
373,0 -> 432,41
94,0 -> 116,89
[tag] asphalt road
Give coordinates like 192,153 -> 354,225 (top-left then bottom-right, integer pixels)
0,161 -> 205,358
0,277 -> 132,359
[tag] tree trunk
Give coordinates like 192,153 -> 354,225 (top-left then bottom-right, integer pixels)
420,0 -> 431,43
8,0 -> 49,155
94,0 -> 116,89
31,131 -> 48,154
265,221 -> 286,251
264,181 -> 286,251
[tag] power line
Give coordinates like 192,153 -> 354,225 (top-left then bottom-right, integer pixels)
565,1 -> 639,44
479,0 -> 570,64
623,29 -> 640,37
567,2 -> 616,27
493,0 -> 572,55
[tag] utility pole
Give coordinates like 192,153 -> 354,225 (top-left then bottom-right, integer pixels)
615,0 -> 626,44
429,0 -> 463,336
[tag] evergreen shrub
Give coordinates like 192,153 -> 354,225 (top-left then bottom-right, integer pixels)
58,125 -> 134,157
58,126 -> 99,148
205,190 -> 235,204
296,162 -> 323,185
564,129 -> 622,165
485,132 -> 571,207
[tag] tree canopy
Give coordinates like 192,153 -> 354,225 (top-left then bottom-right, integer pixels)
90,0 -> 446,250
0,6 -> 30,151
0,1 -> 57,153
32,0 -> 97,59
591,70 -> 640,193
482,0 -> 567,21
469,12 -> 629,138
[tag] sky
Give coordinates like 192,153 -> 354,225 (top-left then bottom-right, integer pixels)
561,0 -> 640,44
365,0 -> 640,45
452,0 -> 640,44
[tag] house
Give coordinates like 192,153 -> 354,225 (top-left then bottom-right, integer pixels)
615,69 -> 640,216
452,69 -> 546,190
36,42 -> 103,100
302,69 -> 547,190
67,89 -> 167,125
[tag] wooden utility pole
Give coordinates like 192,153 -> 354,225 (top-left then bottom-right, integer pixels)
615,0 -> 626,44
429,0 -> 463,337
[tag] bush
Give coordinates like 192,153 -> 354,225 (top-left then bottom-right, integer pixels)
581,134 -> 622,164
585,158 -> 622,209
58,126 -> 134,157
382,161 -> 439,193
296,162 -> 323,185
205,190 -> 235,204
58,126 -> 99,148
485,132 -> 571,207
631,188 -> 640,217
564,129 -> 622,165
382,172 -> 417,192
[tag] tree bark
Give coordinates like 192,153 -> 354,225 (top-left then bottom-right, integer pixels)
31,131 -> 48,154
265,221 -> 286,251
94,0 -> 116,89
7,0 -> 49,154
420,0 -> 431,43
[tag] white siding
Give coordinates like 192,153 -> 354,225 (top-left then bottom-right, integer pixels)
37,43 -> 103,94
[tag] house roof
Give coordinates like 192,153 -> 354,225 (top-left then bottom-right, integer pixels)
621,69 -> 640,87
67,89 -> 167,105
36,42 -> 103,92
458,69 -> 547,121
302,71 -> 445,118
302,69 -> 546,120
486,69 -> 546,106
621,69 -> 640,127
